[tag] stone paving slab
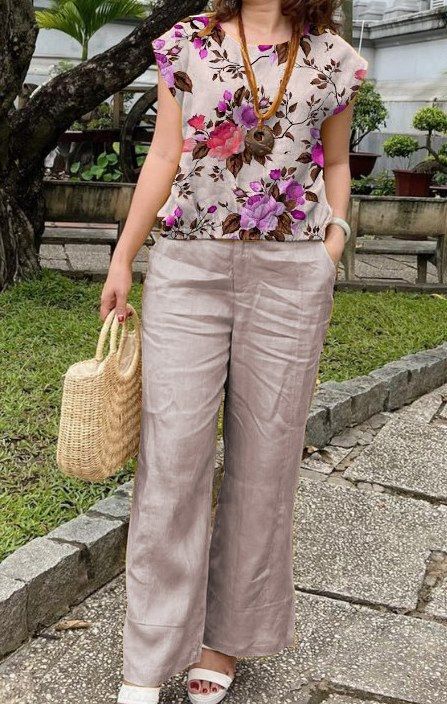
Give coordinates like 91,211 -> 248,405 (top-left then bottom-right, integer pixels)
344,413 -> 447,502
2,572 -> 447,704
425,580 -> 447,619
293,478 -> 447,611
298,592 -> 447,704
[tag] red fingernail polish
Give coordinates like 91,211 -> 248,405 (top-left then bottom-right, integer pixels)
118,314 -> 124,322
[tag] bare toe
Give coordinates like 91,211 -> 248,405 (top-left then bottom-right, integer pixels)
189,679 -> 200,692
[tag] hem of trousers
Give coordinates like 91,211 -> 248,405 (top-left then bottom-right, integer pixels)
123,616 -> 204,687
202,597 -> 296,658
198,633 -> 296,659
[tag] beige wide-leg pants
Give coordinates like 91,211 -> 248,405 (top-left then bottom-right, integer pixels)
123,237 -> 336,686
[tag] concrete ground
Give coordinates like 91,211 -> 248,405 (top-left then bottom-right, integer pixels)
1,383 -> 447,703
39,228 -> 440,284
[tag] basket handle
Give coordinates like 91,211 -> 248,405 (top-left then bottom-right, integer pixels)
94,304 -> 140,363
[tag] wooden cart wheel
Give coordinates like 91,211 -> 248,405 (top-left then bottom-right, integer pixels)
120,87 -> 158,183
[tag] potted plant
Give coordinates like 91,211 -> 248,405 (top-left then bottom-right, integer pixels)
383,104 -> 447,197
349,80 -> 388,179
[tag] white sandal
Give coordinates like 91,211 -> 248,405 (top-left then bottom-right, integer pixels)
187,644 -> 235,704
117,683 -> 160,703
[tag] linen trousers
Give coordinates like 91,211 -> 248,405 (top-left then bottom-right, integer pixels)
123,236 -> 336,686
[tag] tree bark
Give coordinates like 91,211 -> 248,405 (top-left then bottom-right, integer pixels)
0,0 -> 206,291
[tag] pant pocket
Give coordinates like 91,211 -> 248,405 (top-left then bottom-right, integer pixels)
320,240 -> 337,276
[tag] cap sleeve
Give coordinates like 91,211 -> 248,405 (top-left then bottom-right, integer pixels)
330,42 -> 369,116
151,23 -> 192,109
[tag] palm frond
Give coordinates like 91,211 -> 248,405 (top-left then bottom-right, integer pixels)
84,0 -> 147,36
36,0 -> 147,49
36,1 -> 85,46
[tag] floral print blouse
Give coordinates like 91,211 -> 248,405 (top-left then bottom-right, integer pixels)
151,13 -> 368,241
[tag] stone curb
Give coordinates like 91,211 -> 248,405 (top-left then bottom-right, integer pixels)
2,342 -> 447,659
305,342 -> 447,447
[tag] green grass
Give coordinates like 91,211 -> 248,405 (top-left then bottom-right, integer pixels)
1,269 -> 446,561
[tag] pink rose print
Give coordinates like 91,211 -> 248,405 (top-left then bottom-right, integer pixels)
174,27 -> 186,39
153,50 -> 175,88
188,114 -> 206,130
257,44 -> 283,65
311,142 -> 324,168
355,68 -> 367,80
193,36 -> 208,59
207,121 -> 245,160
332,103 -> 347,115
182,137 -> 196,153
240,194 -> 286,233
164,205 -> 183,228
194,15 -> 210,27
232,103 -> 258,129
279,179 -> 305,205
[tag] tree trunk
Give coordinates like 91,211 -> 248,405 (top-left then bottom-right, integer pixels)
0,0 -> 207,291
341,0 -> 353,44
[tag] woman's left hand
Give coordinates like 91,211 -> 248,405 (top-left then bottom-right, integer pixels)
324,223 -> 345,265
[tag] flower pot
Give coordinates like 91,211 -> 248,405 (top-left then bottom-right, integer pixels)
349,151 -> 380,179
392,169 -> 433,197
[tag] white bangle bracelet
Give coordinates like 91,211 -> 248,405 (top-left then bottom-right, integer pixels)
328,216 -> 351,243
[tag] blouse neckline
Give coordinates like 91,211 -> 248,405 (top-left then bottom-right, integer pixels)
215,20 -> 292,54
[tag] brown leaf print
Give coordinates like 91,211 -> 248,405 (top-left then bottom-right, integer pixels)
305,191 -> 319,202
174,71 -> 193,93
234,86 -> 245,107
211,24 -> 226,46
273,121 -> 282,136
273,231 -> 286,241
242,146 -> 253,165
241,228 -> 261,240
277,42 -> 289,66
226,153 -> 244,177
297,152 -> 312,163
192,143 -> 209,160
300,39 -> 312,57
271,184 -> 280,200
222,213 -> 241,235
276,213 -> 292,236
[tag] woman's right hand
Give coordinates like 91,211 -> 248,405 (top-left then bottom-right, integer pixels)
99,259 -> 133,323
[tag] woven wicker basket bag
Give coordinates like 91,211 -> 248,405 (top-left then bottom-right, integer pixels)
56,304 -> 142,482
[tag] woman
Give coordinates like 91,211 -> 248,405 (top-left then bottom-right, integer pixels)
100,1 -> 368,702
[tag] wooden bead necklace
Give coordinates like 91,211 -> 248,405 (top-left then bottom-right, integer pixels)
237,12 -> 301,157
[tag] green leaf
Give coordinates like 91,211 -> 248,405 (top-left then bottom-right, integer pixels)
97,153 -> 109,168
